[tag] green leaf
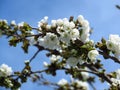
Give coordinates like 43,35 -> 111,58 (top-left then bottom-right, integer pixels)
101,38 -> 106,44
22,39 -> 29,53
0,29 -> 2,37
20,75 -> 27,83
23,23 -> 32,31
9,36 -> 19,47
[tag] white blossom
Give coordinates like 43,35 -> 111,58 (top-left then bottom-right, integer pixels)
18,22 -> 24,27
70,28 -> 79,40
18,88 -> 21,90
41,16 -> 48,23
51,20 -> 57,27
77,15 -> 90,43
38,16 -> 48,27
116,69 -> 120,79
82,20 -> 90,28
29,36 -> 37,45
80,28 -> 90,42
89,40 -> 94,45
38,33 -> 60,50
55,15 -> 90,45
77,15 -> 84,24
74,80 -> 89,90
110,69 -> 120,86
66,56 -> 85,67
38,21 -> 43,27
56,26 -> 63,34
0,64 -> 12,77
88,50 -> 99,61
81,71 -> 89,79
59,31 -> 71,45
29,32 -> 37,45
4,19 -> 8,24
24,60 -> 30,63
46,25 -> 51,29
106,34 -> 120,59
63,18 -> 70,29
58,28 -> 79,45
66,57 -> 79,67
43,62 -> 49,67
69,21 -> 75,29
50,55 -> 61,63
70,75 -> 89,90
0,19 -> 8,24
57,78 -> 68,86
111,78 -> 120,86
63,19 -> 75,29
11,20 -> 16,25
56,19 -> 63,26
44,16 -> 48,21
5,78 -> 13,87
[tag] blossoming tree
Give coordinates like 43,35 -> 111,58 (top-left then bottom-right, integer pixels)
0,15 -> 120,90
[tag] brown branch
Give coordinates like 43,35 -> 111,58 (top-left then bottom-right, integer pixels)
29,49 -> 40,63
99,50 -> 120,64
83,63 -> 113,85
30,66 -> 113,88
31,69 -> 48,74
11,64 -> 113,89
31,67 -> 113,85
116,5 -> 120,9
89,82 -> 96,90
32,27 -> 41,31
14,49 -> 40,81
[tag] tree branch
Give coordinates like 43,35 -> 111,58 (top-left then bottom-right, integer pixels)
29,49 -> 40,63
99,50 -> 120,64
83,63 -> 113,85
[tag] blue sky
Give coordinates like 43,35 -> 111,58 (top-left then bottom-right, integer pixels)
0,0 -> 120,90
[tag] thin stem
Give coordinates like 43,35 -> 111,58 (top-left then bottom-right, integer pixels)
30,66 -> 112,85
89,82 -> 96,90
62,67 -> 98,75
32,27 -> 40,30
31,69 -> 48,74
32,27 -> 42,32
29,49 -> 40,63
14,49 -> 40,80
83,63 -> 113,85
99,50 -> 120,64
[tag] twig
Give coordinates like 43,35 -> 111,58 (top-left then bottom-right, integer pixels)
29,49 -> 40,63
62,67 -> 98,75
89,82 -> 96,90
33,66 -> 112,85
14,49 -> 40,80
116,5 -> 120,9
83,63 -> 113,85
31,69 -> 48,74
99,50 -> 120,64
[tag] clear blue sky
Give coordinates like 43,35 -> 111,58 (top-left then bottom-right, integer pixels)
0,0 -> 120,90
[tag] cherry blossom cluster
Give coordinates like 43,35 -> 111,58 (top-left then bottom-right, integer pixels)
106,34 -> 120,59
57,78 -> 89,90
1,15 -> 120,90
0,64 -> 13,88
29,15 -> 99,67
110,69 -> 120,87
30,15 -> 90,49
0,64 -> 12,77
